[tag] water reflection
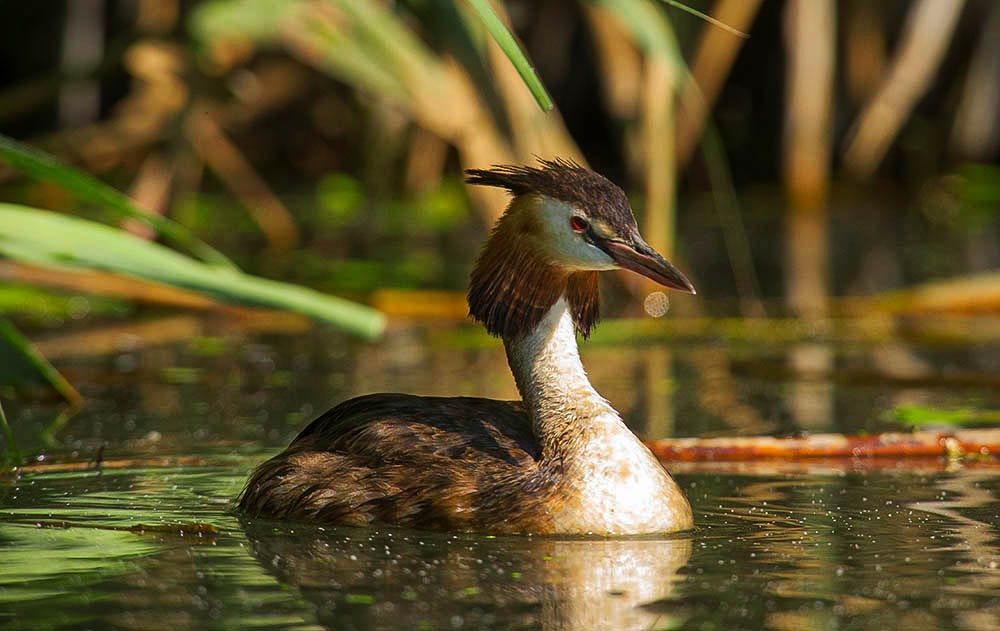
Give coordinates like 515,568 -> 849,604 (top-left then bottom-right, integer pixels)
910,470 -> 1000,630
681,468 -> 1000,630
242,521 -> 692,631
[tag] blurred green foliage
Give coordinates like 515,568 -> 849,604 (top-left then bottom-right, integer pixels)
956,164 -> 1000,232
316,173 -> 364,228
0,285 -> 131,323
891,404 -> 1000,428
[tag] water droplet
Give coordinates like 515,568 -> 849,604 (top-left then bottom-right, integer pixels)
643,291 -> 670,317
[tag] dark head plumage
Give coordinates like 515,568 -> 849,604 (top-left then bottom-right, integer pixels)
465,158 -> 640,240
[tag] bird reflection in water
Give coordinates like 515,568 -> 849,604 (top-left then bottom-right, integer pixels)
242,521 -> 692,631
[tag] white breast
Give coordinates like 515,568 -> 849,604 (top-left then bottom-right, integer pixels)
550,414 -> 693,535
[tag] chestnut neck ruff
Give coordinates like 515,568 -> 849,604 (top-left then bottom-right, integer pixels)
467,202 -> 599,341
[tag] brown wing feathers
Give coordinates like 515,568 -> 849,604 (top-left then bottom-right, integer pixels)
237,394 -> 558,532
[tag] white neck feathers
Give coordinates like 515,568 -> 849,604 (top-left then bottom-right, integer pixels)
504,298 -> 615,456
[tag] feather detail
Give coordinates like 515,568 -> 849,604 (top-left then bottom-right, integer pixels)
466,159 -> 638,239
567,271 -> 600,338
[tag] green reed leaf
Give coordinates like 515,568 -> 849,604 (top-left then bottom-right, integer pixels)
0,204 -> 386,340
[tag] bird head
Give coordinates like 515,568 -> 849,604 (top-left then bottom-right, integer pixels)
466,159 -> 695,339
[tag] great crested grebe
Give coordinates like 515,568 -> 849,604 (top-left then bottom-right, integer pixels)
238,159 -> 695,534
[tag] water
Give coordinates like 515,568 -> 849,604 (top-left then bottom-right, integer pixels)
2,319 -> 1000,630
5,464 -> 1000,629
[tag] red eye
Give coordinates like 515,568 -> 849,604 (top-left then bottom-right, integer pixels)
570,216 -> 588,232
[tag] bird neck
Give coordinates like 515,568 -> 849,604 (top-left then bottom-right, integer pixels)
503,297 -> 619,462
503,296 -> 695,535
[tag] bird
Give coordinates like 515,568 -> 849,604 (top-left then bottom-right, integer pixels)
238,159 -> 696,535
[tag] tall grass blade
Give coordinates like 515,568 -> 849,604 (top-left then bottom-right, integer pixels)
595,0 -> 682,60
0,317 -> 83,406
655,0 -> 748,38
0,204 -> 386,339
466,0 -> 553,111
0,396 -> 21,465
0,134 -> 238,271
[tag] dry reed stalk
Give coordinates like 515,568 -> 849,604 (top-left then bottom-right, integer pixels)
641,54 -> 676,260
843,0 -> 965,178
783,0 -> 837,432
370,289 -> 468,319
675,0 -> 763,169
783,0 -> 835,320
950,4 -> 1000,160
124,152 -> 173,240
843,1 -> 887,106
422,59 -> 517,222
0,262 -> 221,310
403,127 -> 449,194
862,272 -> 1000,315
32,315 -> 205,360
583,4 -> 642,121
667,458 -> 1000,476
184,107 -> 300,251
279,2 -> 516,223
10,456 -> 211,474
0,261 -> 316,333
31,313 -> 309,360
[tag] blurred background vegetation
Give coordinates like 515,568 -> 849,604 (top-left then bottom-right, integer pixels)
3,8 -> 1000,622
0,0 -> 998,426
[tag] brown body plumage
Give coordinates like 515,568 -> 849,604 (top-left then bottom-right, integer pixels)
238,160 -> 696,534
240,394 -> 562,532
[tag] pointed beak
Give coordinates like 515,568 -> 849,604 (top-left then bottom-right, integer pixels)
597,236 -> 696,294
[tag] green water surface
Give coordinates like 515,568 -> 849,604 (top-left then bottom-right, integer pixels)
2,323 -> 1000,630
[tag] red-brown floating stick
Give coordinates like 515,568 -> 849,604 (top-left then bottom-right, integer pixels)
647,429 -> 1000,461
